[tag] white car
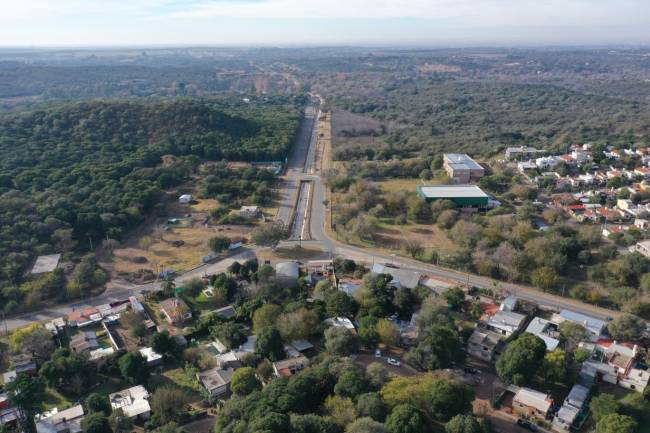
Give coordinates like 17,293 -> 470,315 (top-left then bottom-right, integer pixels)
375,349 -> 382,358
387,358 -> 401,366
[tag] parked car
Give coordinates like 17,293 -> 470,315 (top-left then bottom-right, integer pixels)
516,419 -> 537,432
387,358 -> 401,366
375,349 -> 382,358
463,367 -> 480,375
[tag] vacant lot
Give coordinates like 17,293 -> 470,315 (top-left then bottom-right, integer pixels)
331,108 -> 386,139
102,197 -> 253,281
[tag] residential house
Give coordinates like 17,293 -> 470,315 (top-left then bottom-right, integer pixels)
35,406 -> 85,433
617,199 -> 633,212
371,264 -> 423,289
630,240 -> 650,259
290,339 -> 314,353
197,368 -> 235,398
525,318 -> 560,351
159,298 -> 192,325
324,317 -> 356,334
44,317 -> 67,336
552,385 -> 590,432
602,225 -> 627,238
486,310 -> 526,337
500,296 -> 517,312
0,407 -> 19,429
505,146 -> 545,160
67,307 -> 102,328
306,260 -> 334,285
273,356 -> 308,378
215,336 -> 257,369
467,328 -> 502,361
178,194 -> 192,204
338,277 -> 364,296
420,275 -> 455,295
239,206 -> 260,219
443,153 -> 484,183
69,331 -> 99,354
535,156 -> 561,170
597,340 -> 650,392
517,161 -> 538,174
513,388 -> 554,419
635,167 -> 650,179
109,386 -> 151,420
553,310 -> 605,342
89,347 -> 116,362
2,357 -> 37,384
139,347 -> 163,367
213,305 -> 237,320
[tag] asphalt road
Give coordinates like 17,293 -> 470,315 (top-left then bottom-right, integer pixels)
289,181 -> 311,240
275,102 -> 318,227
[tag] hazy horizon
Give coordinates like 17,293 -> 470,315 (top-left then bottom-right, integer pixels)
2,0 -> 650,47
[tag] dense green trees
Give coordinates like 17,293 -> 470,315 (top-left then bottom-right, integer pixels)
210,323 -> 247,350
84,393 -> 111,415
405,325 -> 464,371
5,374 -> 46,433
384,404 -> 427,433
81,413 -> 112,433
591,394 -> 620,422
40,348 -> 91,394
496,333 -> 546,385
607,314 -> 646,341
230,367 -> 261,396
255,326 -> 286,361
0,98 -> 300,311
325,327 -> 360,356
597,414 -> 638,433
118,352 -> 149,384
445,415 -> 489,433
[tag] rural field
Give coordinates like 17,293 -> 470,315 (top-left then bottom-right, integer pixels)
101,197 -> 254,282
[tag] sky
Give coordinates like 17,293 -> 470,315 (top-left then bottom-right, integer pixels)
1,0 -> 650,47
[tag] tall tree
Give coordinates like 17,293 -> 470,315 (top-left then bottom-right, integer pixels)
5,374 -> 46,433
496,333 -> 546,385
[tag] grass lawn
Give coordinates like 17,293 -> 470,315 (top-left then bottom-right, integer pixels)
618,391 -> 650,433
43,387 -> 74,410
374,177 -> 427,193
183,293 -> 223,313
92,374 -> 130,398
149,367 -> 204,403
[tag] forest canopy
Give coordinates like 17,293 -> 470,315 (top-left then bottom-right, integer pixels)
0,96 -> 301,311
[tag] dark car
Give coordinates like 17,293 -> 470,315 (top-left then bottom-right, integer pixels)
463,367 -> 480,375
516,419 -> 538,432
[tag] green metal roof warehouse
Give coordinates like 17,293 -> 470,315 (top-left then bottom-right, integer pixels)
417,185 -> 489,207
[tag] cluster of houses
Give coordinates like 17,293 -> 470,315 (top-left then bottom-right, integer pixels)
0,294 -> 183,433
506,144 -> 650,250
467,295 -> 649,432
2,374 -> 153,433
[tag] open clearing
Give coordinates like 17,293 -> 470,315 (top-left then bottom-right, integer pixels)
101,196 -> 253,281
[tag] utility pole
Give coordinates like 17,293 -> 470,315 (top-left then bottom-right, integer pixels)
1,311 -> 7,336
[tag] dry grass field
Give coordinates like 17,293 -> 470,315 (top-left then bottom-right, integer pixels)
101,197 -> 253,280
331,108 -> 385,139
